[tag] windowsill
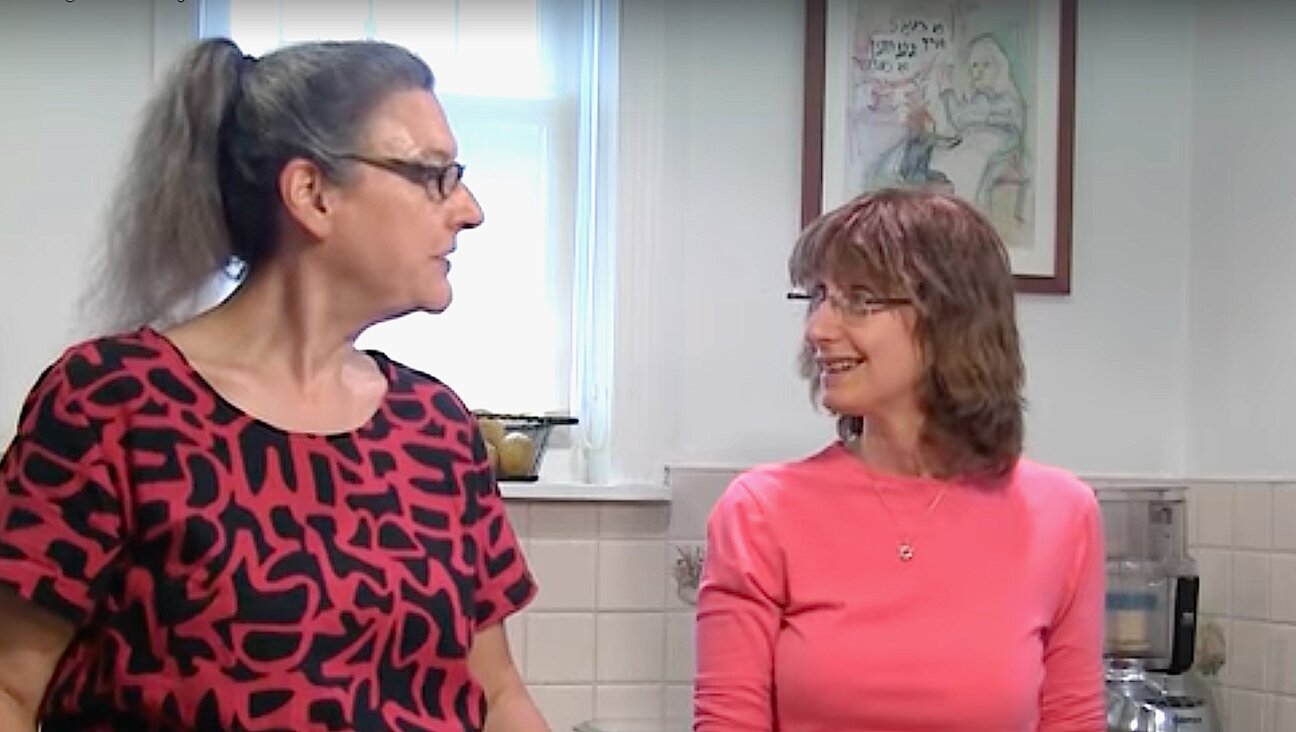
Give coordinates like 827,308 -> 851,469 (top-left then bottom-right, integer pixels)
493,446 -> 671,502
499,480 -> 671,502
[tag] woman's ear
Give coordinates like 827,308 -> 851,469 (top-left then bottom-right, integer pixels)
278,158 -> 336,240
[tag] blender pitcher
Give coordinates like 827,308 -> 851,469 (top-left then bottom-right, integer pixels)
1097,486 -> 1214,732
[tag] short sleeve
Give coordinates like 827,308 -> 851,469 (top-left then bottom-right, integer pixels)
463,425 -> 536,630
0,353 -> 128,627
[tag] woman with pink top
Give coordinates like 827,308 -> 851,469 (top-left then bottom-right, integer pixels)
694,189 -> 1105,731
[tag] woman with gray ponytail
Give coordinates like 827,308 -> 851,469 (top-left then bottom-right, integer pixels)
0,37 -> 547,732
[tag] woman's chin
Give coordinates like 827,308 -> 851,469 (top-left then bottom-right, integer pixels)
420,284 -> 454,314
822,390 -> 879,421
822,395 -> 859,416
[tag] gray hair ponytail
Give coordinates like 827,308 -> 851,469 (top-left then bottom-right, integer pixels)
83,37 -> 434,333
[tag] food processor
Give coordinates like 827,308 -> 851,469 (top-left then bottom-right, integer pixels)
1097,485 -> 1219,732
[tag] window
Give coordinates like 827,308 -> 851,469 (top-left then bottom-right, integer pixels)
201,0 -> 618,482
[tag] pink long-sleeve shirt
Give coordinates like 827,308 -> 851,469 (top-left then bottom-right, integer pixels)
694,443 -> 1105,732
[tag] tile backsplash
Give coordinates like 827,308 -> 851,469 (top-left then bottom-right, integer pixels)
502,467 -> 734,732
1188,480 -> 1296,732
503,471 -> 1296,732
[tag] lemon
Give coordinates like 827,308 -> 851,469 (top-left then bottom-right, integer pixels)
497,432 -> 536,477
478,417 -> 506,448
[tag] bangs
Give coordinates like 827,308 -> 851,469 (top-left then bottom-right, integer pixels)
788,204 -> 913,297
787,188 -> 1024,478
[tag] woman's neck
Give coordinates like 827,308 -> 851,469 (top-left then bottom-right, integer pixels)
176,257 -> 373,388
852,413 -> 932,478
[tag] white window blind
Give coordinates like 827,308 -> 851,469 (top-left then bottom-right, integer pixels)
201,0 -> 618,482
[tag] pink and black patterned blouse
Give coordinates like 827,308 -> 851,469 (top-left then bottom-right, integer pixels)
0,328 -> 535,731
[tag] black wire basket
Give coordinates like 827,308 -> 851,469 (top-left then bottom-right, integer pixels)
473,411 -> 579,482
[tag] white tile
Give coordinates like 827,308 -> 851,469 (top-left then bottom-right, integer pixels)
1188,483 -> 1201,546
528,540 -> 599,611
598,540 -> 667,610
600,504 -> 670,537
526,613 -> 597,683
1233,553 -> 1272,621
505,502 -> 531,539
596,613 -> 666,682
1234,485 -> 1275,550
505,613 -> 528,679
1273,695 -> 1296,732
1197,683 -> 1224,732
1271,555 -> 1296,624
665,612 -> 697,683
1224,620 -> 1270,691
1197,484 -> 1235,548
1270,625 -> 1296,696
1265,695 -> 1285,732
664,684 -> 694,727
529,685 -> 595,732
530,503 -> 600,539
594,684 -> 665,720
1197,548 -> 1232,616
666,469 -> 736,540
1227,689 -> 1271,732
1216,683 -> 1232,730
1273,484 -> 1296,552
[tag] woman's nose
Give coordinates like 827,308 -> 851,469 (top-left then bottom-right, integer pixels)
804,296 -> 843,344
455,183 -> 484,230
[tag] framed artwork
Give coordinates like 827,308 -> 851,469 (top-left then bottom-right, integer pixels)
802,0 -> 1077,294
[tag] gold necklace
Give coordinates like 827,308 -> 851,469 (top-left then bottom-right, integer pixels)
848,438 -> 950,561
869,481 -> 949,562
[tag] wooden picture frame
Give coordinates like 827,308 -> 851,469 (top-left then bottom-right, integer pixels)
802,0 -> 1077,294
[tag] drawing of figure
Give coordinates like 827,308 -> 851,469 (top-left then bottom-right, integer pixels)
862,80 -> 960,194
933,33 -> 1030,228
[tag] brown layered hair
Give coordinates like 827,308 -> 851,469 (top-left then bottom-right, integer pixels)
789,188 -> 1024,480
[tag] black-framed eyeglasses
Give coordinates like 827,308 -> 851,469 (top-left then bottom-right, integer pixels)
786,285 -> 911,318
341,154 -> 466,200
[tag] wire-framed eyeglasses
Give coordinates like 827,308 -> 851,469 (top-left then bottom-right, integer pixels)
342,154 -> 466,200
786,285 -> 912,318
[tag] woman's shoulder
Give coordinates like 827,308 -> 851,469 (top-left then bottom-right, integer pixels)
8,328 -> 177,445
367,351 -> 477,420
30,328 -> 172,394
368,351 -> 445,392
60,326 -> 164,359
1012,457 -> 1093,494
1010,457 -> 1100,517
718,444 -> 848,509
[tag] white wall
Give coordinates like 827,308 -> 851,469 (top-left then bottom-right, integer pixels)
0,0 -> 155,443
0,0 -> 1202,478
0,0 -> 196,444
1187,0 -> 1296,476
629,0 -> 1197,477
659,0 -> 827,467
1018,0 -> 1195,476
